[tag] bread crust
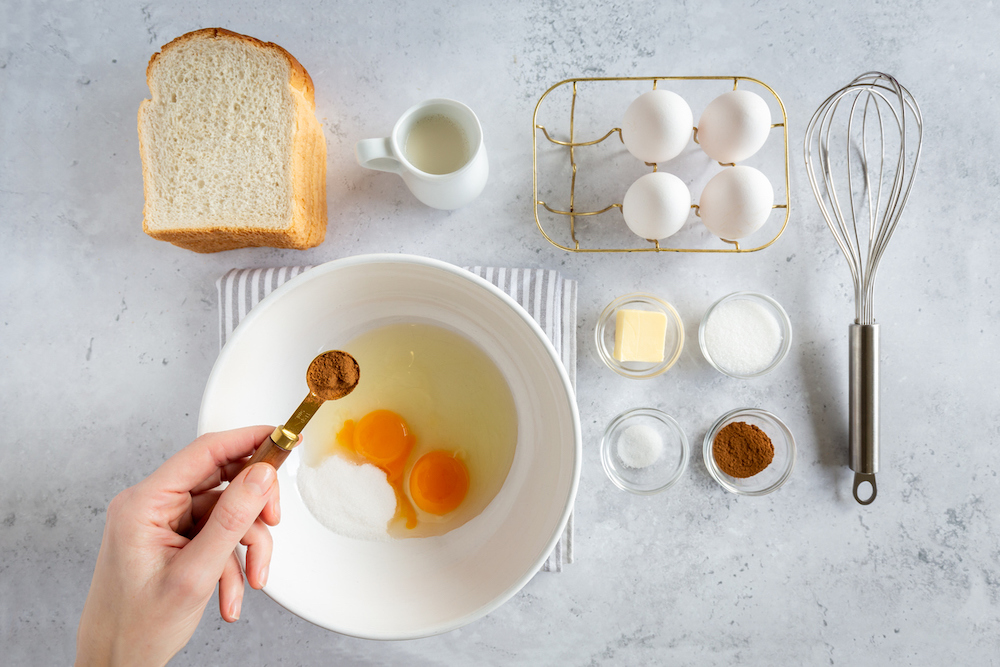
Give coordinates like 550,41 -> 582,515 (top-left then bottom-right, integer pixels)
138,28 -> 326,253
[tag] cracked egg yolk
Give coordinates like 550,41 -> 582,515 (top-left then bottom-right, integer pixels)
409,450 -> 469,515
352,409 -> 414,473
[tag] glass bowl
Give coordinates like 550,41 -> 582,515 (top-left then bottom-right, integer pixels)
601,408 -> 689,494
702,408 -> 795,495
595,293 -> 684,379
698,291 -> 792,378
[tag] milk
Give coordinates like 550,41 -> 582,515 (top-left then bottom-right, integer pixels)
404,114 -> 469,174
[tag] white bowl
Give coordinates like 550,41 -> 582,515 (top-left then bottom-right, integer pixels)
198,254 -> 581,639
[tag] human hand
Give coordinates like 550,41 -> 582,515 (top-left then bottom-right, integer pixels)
76,425 -> 281,667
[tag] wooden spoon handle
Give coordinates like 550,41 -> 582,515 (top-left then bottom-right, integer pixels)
242,436 -> 292,472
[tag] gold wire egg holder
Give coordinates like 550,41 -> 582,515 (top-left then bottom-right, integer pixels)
532,76 -> 790,253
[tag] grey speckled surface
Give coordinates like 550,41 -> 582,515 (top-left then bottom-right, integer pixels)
2,0 -> 999,664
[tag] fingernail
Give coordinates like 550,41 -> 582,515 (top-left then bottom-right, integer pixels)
230,597 -> 242,621
260,565 -> 269,587
244,463 -> 275,496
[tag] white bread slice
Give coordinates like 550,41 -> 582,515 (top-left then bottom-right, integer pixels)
138,28 -> 327,252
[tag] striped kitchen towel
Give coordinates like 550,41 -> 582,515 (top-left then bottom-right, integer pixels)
217,265 -> 577,572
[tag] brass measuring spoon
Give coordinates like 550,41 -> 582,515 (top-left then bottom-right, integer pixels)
242,350 -> 360,472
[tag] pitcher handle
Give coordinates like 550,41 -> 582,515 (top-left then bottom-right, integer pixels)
356,137 -> 402,173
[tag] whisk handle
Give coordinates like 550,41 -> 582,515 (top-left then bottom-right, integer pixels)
849,324 -> 879,504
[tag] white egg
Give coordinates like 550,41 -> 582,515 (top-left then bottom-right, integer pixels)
698,166 -> 774,240
621,90 -> 693,164
622,172 -> 691,240
696,90 -> 772,163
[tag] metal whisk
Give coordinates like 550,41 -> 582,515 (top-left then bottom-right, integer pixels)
803,72 -> 923,505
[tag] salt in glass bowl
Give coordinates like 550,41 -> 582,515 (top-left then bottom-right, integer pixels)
698,291 -> 792,379
702,407 -> 795,496
595,293 -> 684,379
601,408 -> 689,494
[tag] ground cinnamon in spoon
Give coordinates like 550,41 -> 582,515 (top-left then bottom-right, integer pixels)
306,351 -> 360,400
713,421 -> 774,478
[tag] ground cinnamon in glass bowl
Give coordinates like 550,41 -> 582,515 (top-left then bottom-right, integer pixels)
713,421 -> 774,478
702,408 -> 795,495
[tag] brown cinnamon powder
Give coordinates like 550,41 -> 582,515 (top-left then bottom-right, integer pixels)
712,421 -> 774,478
307,350 -> 360,400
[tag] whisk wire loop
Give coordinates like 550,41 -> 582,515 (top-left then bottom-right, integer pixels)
804,72 -> 923,325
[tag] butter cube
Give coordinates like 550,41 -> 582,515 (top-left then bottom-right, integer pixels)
613,309 -> 667,363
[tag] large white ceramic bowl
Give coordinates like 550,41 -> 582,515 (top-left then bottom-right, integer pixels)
198,254 -> 580,639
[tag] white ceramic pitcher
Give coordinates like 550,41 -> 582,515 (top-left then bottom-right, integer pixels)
355,98 -> 488,210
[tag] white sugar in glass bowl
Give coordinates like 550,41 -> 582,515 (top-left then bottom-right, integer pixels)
698,291 -> 791,378
199,255 -> 581,639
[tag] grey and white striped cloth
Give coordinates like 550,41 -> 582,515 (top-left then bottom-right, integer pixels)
216,265 -> 577,572
217,265 -> 316,347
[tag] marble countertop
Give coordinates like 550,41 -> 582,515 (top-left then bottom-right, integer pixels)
3,1 -> 999,664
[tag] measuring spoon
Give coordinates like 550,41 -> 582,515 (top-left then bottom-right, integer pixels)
242,350 -> 360,472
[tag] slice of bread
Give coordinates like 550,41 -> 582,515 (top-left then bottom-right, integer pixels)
138,28 -> 327,252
